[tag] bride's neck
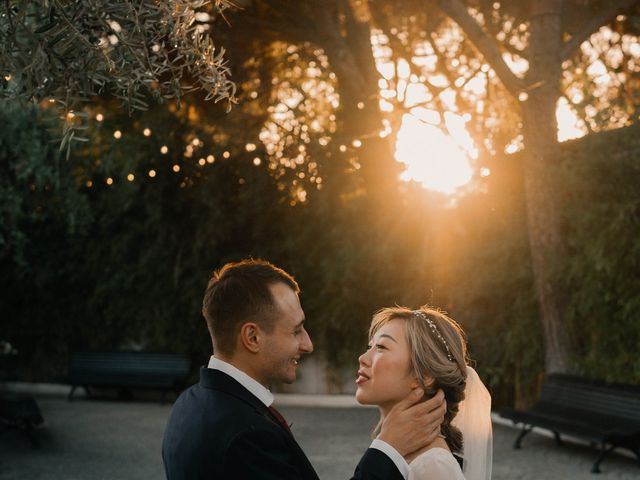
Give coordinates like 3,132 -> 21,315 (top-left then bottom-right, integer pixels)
378,403 -> 393,423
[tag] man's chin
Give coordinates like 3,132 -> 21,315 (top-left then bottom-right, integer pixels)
280,371 -> 297,384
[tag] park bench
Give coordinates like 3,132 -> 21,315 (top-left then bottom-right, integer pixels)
499,374 -> 640,473
0,393 -> 44,447
67,351 -> 190,403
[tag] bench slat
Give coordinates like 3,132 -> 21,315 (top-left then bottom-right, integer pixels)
499,374 -> 640,473
67,351 -> 191,400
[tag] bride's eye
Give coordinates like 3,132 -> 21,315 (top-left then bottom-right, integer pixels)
375,343 -> 386,350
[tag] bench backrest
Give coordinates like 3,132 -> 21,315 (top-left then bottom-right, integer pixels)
69,351 -> 190,387
538,374 -> 640,422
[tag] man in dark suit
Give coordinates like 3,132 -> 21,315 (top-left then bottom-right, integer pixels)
162,259 -> 446,479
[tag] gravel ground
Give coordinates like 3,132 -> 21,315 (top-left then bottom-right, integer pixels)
0,396 -> 638,479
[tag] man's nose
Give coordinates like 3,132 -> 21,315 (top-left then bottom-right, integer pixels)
300,329 -> 313,353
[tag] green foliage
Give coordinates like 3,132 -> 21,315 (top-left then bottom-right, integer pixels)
1,101 -> 639,402
558,125 -> 640,383
0,103 -> 92,267
431,156 -> 544,407
0,0 -> 236,155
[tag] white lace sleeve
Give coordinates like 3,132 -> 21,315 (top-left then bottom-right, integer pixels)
408,448 -> 465,480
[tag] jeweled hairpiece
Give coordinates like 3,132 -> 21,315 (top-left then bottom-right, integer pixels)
413,310 -> 454,361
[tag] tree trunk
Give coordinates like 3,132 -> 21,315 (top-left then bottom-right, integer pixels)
312,0 -> 401,207
521,0 -> 572,374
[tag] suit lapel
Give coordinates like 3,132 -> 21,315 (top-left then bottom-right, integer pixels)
198,368 -> 319,480
199,367 -> 266,411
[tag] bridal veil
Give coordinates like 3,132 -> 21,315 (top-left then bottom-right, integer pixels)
452,366 -> 493,480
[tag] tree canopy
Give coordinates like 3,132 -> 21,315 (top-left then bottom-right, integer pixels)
1,0 -> 236,154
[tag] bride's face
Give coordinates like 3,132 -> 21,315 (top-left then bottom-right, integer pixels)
355,318 -> 416,411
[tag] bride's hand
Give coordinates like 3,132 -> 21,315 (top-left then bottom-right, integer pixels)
378,388 -> 446,457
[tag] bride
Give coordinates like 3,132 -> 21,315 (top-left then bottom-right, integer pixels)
355,306 -> 492,480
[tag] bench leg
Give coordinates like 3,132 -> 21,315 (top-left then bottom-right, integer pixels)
553,431 -> 563,446
23,421 -> 40,449
514,425 -> 533,449
68,385 -> 77,402
591,444 -> 615,474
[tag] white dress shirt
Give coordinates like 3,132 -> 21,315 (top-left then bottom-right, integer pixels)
207,356 -> 409,479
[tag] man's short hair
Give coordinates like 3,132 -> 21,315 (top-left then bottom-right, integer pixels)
202,259 -> 300,356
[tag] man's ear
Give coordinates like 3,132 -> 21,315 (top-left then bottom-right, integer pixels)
239,322 -> 262,353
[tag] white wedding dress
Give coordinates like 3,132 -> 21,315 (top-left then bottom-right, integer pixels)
408,367 -> 493,480
408,448 -> 465,480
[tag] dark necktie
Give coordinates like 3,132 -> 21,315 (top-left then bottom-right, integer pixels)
268,405 -> 292,435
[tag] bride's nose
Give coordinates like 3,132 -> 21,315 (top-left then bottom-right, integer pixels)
358,349 -> 371,366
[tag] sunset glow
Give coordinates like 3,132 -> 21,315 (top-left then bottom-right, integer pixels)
373,28 -> 610,194
395,114 -> 475,194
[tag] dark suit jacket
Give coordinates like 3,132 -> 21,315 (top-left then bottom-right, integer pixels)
162,367 -> 404,480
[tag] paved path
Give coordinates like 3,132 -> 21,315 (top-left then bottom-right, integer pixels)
0,397 -> 638,479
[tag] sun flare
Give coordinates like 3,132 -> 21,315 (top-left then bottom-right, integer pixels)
395,114 -> 474,194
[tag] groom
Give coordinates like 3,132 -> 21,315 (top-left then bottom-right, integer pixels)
162,259 -> 446,479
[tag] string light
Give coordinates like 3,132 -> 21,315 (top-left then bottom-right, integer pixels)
160,145 -> 168,154
206,155 -> 215,163
339,145 -> 347,152
198,158 -> 206,166
352,139 -> 362,148
96,113 -> 104,121
106,177 -> 113,185
222,151 -> 230,159
518,92 -> 529,102
85,180 -> 93,188
253,157 -> 261,166
113,130 -> 122,139
172,165 -> 180,172
245,143 -> 256,152
143,128 -> 151,136
148,169 -> 156,178
127,174 -> 135,181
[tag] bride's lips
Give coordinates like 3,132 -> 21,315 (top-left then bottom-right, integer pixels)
355,370 -> 370,385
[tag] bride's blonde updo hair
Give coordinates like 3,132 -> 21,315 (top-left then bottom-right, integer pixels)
369,306 -> 468,454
